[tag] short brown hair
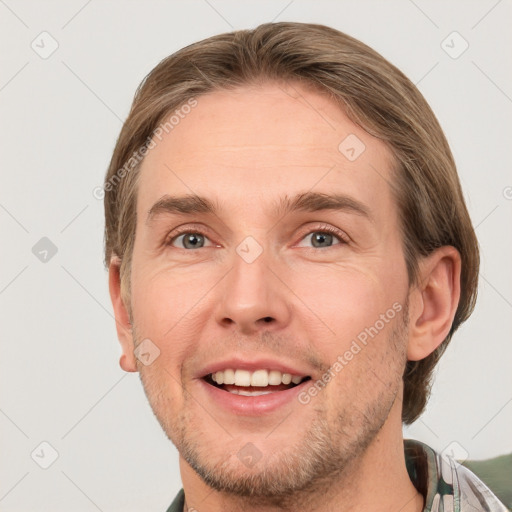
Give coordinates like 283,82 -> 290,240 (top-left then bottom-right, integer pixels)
104,22 -> 479,424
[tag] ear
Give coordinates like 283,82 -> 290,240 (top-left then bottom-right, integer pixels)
108,256 -> 137,372
407,246 -> 461,361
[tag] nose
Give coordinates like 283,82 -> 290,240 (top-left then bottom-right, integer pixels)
214,244 -> 292,335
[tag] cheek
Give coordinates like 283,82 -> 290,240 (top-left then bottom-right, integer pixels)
130,262 -> 221,376
291,262 -> 404,347
131,263 -> 207,334
320,307 -> 407,421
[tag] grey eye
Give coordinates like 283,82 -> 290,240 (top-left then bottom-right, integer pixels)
309,232 -> 335,248
175,233 -> 206,249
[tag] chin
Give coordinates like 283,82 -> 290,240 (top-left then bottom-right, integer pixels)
172,412 -> 370,501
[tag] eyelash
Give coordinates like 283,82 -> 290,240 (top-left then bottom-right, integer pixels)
299,224 -> 350,246
166,224 -> 349,249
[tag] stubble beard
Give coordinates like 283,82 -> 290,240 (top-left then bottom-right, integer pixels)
135,310 -> 408,507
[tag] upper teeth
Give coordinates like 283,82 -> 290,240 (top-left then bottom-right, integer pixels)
211,369 -> 304,387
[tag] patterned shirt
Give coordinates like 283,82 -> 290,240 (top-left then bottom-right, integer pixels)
166,439 -> 508,511
405,439 -> 507,511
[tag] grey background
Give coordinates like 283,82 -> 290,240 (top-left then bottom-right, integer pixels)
1,0 -> 511,510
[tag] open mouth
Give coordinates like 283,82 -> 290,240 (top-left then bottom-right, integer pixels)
204,369 -> 311,397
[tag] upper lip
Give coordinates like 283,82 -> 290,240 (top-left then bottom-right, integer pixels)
197,357 -> 312,379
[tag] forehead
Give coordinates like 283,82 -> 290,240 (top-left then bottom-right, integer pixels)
137,82 -> 396,220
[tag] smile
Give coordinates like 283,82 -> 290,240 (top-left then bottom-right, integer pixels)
204,368 -> 311,397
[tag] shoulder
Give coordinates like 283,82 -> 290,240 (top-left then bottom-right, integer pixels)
404,439 -> 508,512
165,488 -> 185,512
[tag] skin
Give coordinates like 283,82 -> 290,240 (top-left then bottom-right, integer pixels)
109,82 -> 461,512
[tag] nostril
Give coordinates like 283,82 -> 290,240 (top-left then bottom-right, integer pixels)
263,317 -> 273,323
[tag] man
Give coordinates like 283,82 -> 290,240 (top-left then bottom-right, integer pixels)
104,22 -> 507,511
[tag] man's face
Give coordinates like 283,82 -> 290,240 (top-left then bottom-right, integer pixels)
129,82 -> 411,497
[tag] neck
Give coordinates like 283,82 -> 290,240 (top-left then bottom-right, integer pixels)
179,400 -> 424,512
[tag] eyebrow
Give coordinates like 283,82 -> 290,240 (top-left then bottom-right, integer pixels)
146,191 -> 372,223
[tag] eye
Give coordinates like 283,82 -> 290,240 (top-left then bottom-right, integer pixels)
169,231 -> 214,250
166,225 -> 348,250
296,226 -> 348,249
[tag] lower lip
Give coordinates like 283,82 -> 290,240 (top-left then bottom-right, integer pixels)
198,378 -> 310,415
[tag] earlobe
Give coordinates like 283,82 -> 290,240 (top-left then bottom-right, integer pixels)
407,246 -> 461,361
120,353 -> 136,372
108,256 -> 138,373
